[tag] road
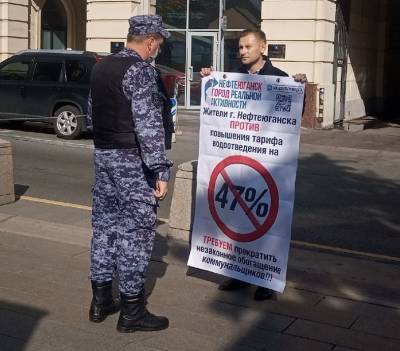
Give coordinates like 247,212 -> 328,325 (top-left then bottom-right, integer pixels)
0,114 -> 199,220
0,117 -> 399,259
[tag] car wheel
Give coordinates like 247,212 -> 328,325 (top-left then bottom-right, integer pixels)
53,105 -> 83,139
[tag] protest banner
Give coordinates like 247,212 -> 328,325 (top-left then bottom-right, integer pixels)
187,72 -> 305,293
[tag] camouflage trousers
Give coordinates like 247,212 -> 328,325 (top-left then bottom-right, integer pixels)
89,149 -> 157,295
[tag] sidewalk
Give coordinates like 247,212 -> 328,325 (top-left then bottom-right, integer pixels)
1,121 -> 400,350
177,109 -> 400,154
0,199 -> 399,351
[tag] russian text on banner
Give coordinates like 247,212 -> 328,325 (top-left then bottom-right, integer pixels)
187,72 -> 305,293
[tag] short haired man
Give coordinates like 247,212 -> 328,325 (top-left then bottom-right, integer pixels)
88,15 -> 173,332
201,29 -> 306,301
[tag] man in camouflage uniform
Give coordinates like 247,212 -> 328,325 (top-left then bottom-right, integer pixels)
87,15 -> 173,333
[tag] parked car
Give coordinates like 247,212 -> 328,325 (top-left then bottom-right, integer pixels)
156,64 -> 185,98
0,50 -> 188,139
0,49 -> 104,139
156,64 -> 201,104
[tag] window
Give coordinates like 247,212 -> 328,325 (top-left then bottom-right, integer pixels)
224,31 -> 241,72
224,0 -> 261,29
66,61 -> 87,82
41,0 -> 67,49
156,31 -> 186,103
156,0 -> 187,29
189,0 -> 219,29
33,61 -> 63,82
157,31 -> 186,72
0,61 -> 31,81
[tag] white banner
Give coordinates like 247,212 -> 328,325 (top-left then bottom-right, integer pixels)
187,72 -> 305,293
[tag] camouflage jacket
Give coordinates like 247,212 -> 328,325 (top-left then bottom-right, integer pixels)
87,47 -> 173,184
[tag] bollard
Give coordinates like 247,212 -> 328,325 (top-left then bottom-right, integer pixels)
0,139 -> 15,205
168,160 -> 197,241
301,83 -> 321,128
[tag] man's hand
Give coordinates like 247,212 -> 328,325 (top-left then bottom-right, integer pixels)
154,180 -> 168,200
200,66 -> 214,77
292,73 -> 308,83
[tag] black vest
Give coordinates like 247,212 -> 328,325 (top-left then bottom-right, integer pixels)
90,55 -> 139,149
91,54 -> 174,150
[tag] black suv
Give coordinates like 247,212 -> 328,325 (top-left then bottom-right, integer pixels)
0,50 -> 103,139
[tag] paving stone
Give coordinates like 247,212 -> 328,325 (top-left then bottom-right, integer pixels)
147,261 -> 357,329
0,200 -> 91,229
151,300 -> 294,340
1,215 -> 400,351
0,213 -> 14,223
134,327 -> 225,351
0,334 -> 27,351
0,231 -> 87,259
0,307 -> 47,340
0,288 -> 121,339
23,319 -> 138,351
316,296 -> 400,319
0,289 -> 50,317
352,314 -> 400,340
223,326 -> 333,351
211,290 -> 356,329
287,248 -> 400,309
0,216 -> 91,247
114,346 -> 163,351
315,296 -> 400,340
286,319 -> 400,350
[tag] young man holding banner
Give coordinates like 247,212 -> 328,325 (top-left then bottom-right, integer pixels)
198,29 -> 307,301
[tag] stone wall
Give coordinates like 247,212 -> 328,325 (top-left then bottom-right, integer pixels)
0,0 -> 29,61
343,0 -> 388,120
86,0 -> 147,53
0,139 -> 15,205
261,0 -> 336,127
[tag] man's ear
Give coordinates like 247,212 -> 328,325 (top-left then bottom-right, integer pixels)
260,41 -> 266,54
147,37 -> 155,50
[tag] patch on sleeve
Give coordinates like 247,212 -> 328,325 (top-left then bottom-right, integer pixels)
152,92 -> 163,109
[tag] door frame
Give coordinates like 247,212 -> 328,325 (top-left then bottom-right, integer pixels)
186,31 -> 219,109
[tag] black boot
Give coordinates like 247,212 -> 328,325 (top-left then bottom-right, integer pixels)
218,278 -> 250,291
89,280 -> 120,323
254,287 -> 274,301
117,292 -> 169,333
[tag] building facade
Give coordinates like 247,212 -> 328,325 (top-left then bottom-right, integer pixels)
0,0 -> 398,126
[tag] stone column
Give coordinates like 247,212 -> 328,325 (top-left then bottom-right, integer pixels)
0,0 -> 29,61
261,0 -> 336,127
375,0 -> 388,114
168,161 -> 197,241
344,0 -> 386,119
0,139 -> 15,205
86,0 -> 144,53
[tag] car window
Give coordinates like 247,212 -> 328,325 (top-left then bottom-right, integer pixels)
65,60 -> 87,82
0,61 -> 31,81
33,61 -> 63,82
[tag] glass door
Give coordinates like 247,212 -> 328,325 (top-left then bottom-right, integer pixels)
186,32 -> 218,108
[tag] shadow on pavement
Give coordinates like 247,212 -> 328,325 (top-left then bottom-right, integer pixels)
165,147 -> 400,350
0,300 -> 47,351
293,152 -> 400,257
14,184 -> 29,197
146,232 -> 170,296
